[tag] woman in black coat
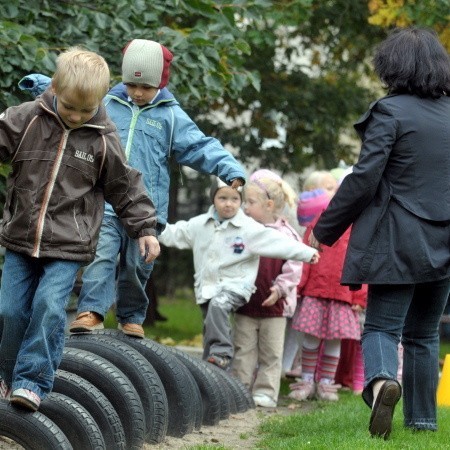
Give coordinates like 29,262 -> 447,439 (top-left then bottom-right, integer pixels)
310,27 -> 450,439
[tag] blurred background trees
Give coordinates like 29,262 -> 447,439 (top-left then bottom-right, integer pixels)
0,0 -> 448,292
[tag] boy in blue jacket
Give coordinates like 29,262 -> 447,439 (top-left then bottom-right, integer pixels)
21,39 -> 245,338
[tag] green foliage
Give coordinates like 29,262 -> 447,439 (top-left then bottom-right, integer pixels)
0,0 -> 270,109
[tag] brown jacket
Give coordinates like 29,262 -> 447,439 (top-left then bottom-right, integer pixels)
0,88 -> 157,262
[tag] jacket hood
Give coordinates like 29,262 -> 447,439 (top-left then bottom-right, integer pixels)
108,83 -> 178,106
38,87 -> 117,135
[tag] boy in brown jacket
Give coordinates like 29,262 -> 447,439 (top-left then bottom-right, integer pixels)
0,47 -> 159,411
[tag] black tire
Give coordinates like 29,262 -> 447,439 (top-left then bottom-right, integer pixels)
60,347 -> 145,450
187,358 -> 233,418
207,364 -> 249,413
228,373 -> 256,409
53,370 -> 126,450
183,362 -> 204,430
91,329 -> 196,437
65,333 -> 169,444
40,392 -> 105,450
168,347 -> 222,426
0,399 -> 72,449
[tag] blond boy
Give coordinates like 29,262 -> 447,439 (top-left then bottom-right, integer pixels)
0,47 -> 159,411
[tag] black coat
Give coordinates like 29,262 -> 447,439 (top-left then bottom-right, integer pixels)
314,94 -> 450,287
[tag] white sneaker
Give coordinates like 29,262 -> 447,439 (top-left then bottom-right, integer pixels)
253,393 -> 277,408
10,388 -> 41,411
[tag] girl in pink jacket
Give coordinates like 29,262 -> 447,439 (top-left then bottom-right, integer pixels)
288,202 -> 367,402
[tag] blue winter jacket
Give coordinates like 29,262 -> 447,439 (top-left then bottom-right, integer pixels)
19,75 -> 246,227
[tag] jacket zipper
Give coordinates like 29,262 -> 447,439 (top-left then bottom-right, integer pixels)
32,129 -> 70,257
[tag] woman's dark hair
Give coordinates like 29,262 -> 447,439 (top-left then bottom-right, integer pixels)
373,27 -> 450,98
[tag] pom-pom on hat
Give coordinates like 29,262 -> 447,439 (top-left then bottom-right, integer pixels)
297,188 -> 330,226
209,177 -> 242,203
122,39 -> 173,88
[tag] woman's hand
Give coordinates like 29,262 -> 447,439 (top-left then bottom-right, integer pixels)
308,231 -> 322,251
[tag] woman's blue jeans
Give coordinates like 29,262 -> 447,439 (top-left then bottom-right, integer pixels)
362,278 -> 450,430
0,250 -> 81,398
78,214 -> 154,324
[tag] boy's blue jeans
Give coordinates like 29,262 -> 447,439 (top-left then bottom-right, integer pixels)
362,279 -> 450,431
0,250 -> 81,398
78,213 -> 153,324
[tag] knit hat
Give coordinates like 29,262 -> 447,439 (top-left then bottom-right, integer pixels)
250,169 -> 282,183
297,188 -> 330,226
122,39 -> 173,88
209,177 -> 242,203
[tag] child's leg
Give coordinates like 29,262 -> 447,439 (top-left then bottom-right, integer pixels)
252,317 -> 286,405
319,339 -> 341,383
282,320 -> 303,377
75,215 -> 123,322
288,333 -> 320,401
316,339 -> 341,401
13,258 -> 80,400
301,334 -> 321,382
232,314 -> 259,388
0,251 -> 37,387
334,339 -> 353,389
353,341 -> 365,394
116,230 -> 154,325
203,291 -> 247,366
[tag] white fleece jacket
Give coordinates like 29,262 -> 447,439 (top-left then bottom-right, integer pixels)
159,206 -> 316,304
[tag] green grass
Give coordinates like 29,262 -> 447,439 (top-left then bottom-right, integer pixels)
440,339 -> 450,359
104,288 -> 204,345
257,391 -> 450,449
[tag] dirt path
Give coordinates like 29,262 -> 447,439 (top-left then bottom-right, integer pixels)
149,395 -> 313,450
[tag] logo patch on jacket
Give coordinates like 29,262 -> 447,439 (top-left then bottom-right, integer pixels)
74,150 -> 94,163
146,118 -> 162,130
232,237 -> 245,254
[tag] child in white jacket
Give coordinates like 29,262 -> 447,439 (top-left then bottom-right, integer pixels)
158,177 -> 319,370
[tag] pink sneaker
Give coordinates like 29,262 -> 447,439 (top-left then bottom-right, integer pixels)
0,378 -> 10,400
317,382 -> 341,401
288,380 -> 315,401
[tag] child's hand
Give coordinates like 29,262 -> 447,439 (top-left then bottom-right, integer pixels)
262,286 -> 280,307
230,178 -> 245,189
352,304 -> 364,312
310,251 -> 320,264
139,235 -> 160,263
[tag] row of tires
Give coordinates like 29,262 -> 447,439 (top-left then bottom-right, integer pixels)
0,329 -> 254,449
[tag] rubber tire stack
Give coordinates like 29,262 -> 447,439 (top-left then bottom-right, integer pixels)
0,329 -> 254,449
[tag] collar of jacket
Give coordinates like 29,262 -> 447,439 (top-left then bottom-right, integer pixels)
37,87 -> 116,134
107,83 -> 178,106
204,205 -> 248,228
